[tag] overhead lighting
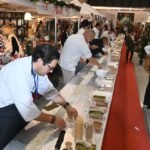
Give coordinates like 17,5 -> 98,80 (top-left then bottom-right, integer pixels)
92,6 -> 146,11
24,12 -> 32,20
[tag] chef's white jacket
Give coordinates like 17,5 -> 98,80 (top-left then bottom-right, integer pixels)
0,56 -> 58,121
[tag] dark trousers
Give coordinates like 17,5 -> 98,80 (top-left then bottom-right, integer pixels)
143,77 -> 150,109
126,49 -> 134,63
0,104 -> 27,149
75,62 -> 86,75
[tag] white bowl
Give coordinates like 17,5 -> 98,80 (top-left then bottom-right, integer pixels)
95,69 -> 108,78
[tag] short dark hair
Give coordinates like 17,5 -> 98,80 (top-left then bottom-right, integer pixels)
80,19 -> 91,28
95,23 -> 101,27
32,44 -> 60,65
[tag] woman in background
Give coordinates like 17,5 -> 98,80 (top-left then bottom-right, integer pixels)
61,24 -> 72,47
1,25 -> 24,57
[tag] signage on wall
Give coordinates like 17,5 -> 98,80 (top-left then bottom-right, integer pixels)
117,13 -> 134,25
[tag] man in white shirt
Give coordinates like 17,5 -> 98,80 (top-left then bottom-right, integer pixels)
93,23 -> 102,39
0,44 -> 78,149
76,19 -> 91,74
144,45 -> 150,55
59,29 -> 101,84
101,24 -> 109,39
77,19 -> 91,34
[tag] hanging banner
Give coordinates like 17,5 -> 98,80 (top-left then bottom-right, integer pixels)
55,6 -> 62,15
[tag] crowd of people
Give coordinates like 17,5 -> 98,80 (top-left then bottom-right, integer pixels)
0,17 -> 150,149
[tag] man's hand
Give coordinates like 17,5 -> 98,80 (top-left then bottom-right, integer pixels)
98,63 -> 102,69
104,51 -> 108,55
90,45 -> 99,50
51,95 -> 78,121
79,57 -> 86,64
35,112 -> 66,129
65,105 -> 78,120
53,116 -> 66,129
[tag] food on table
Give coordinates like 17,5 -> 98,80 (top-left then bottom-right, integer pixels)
108,66 -> 117,73
65,141 -> 72,150
76,141 -> 96,150
75,116 -> 84,140
105,74 -> 114,80
93,121 -> 103,133
90,106 -> 107,113
93,95 -> 106,102
85,121 -> 94,142
95,101 -> 108,108
89,110 -> 104,120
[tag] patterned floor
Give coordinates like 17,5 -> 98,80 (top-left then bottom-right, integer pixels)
133,52 -> 150,135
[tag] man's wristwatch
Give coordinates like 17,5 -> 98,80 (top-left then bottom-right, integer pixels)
50,115 -> 56,124
63,102 -> 70,109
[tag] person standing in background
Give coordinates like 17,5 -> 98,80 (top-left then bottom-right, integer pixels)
143,45 -> 150,110
143,76 -> 150,110
77,19 -> 91,34
125,28 -> 135,63
61,24 -> 72,47
1,25 -> 24,57
59,29 -> 101,84
101,24 -> 109,39
93,23 -> 102,39
36,21 -> 47,38
75,19 -> 91,74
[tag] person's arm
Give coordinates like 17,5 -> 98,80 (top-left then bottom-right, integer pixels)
36,92 -> 78,129
89,44 -> 99,50
35,112 -> 66,129
37,79 -> 78,128
88,57 -> 102,68
52,94 -> 78,120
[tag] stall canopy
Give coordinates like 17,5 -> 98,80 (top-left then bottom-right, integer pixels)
70,0 -> 82,7
0,0 -> 35,8
35,2 -> 54,16
80,3 -> 101,16
0,0 -> 36,13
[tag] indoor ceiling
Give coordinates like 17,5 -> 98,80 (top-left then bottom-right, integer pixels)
87,0 -> 150,8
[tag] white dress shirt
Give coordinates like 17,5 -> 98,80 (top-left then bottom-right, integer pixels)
0,56 -> 58,122
77,28 -> 85,34
144,45 -> 150,55
59,34 -> 92,72
93,27 -> 99,39
101,30 -> 109,39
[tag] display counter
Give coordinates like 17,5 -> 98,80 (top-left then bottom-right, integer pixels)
4,34 -> 124,150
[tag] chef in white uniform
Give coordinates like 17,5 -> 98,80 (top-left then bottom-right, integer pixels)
0,44 -> 78,149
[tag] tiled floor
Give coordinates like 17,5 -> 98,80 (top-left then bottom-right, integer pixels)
132,52 -> 150,135
133,52 -> 149,104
